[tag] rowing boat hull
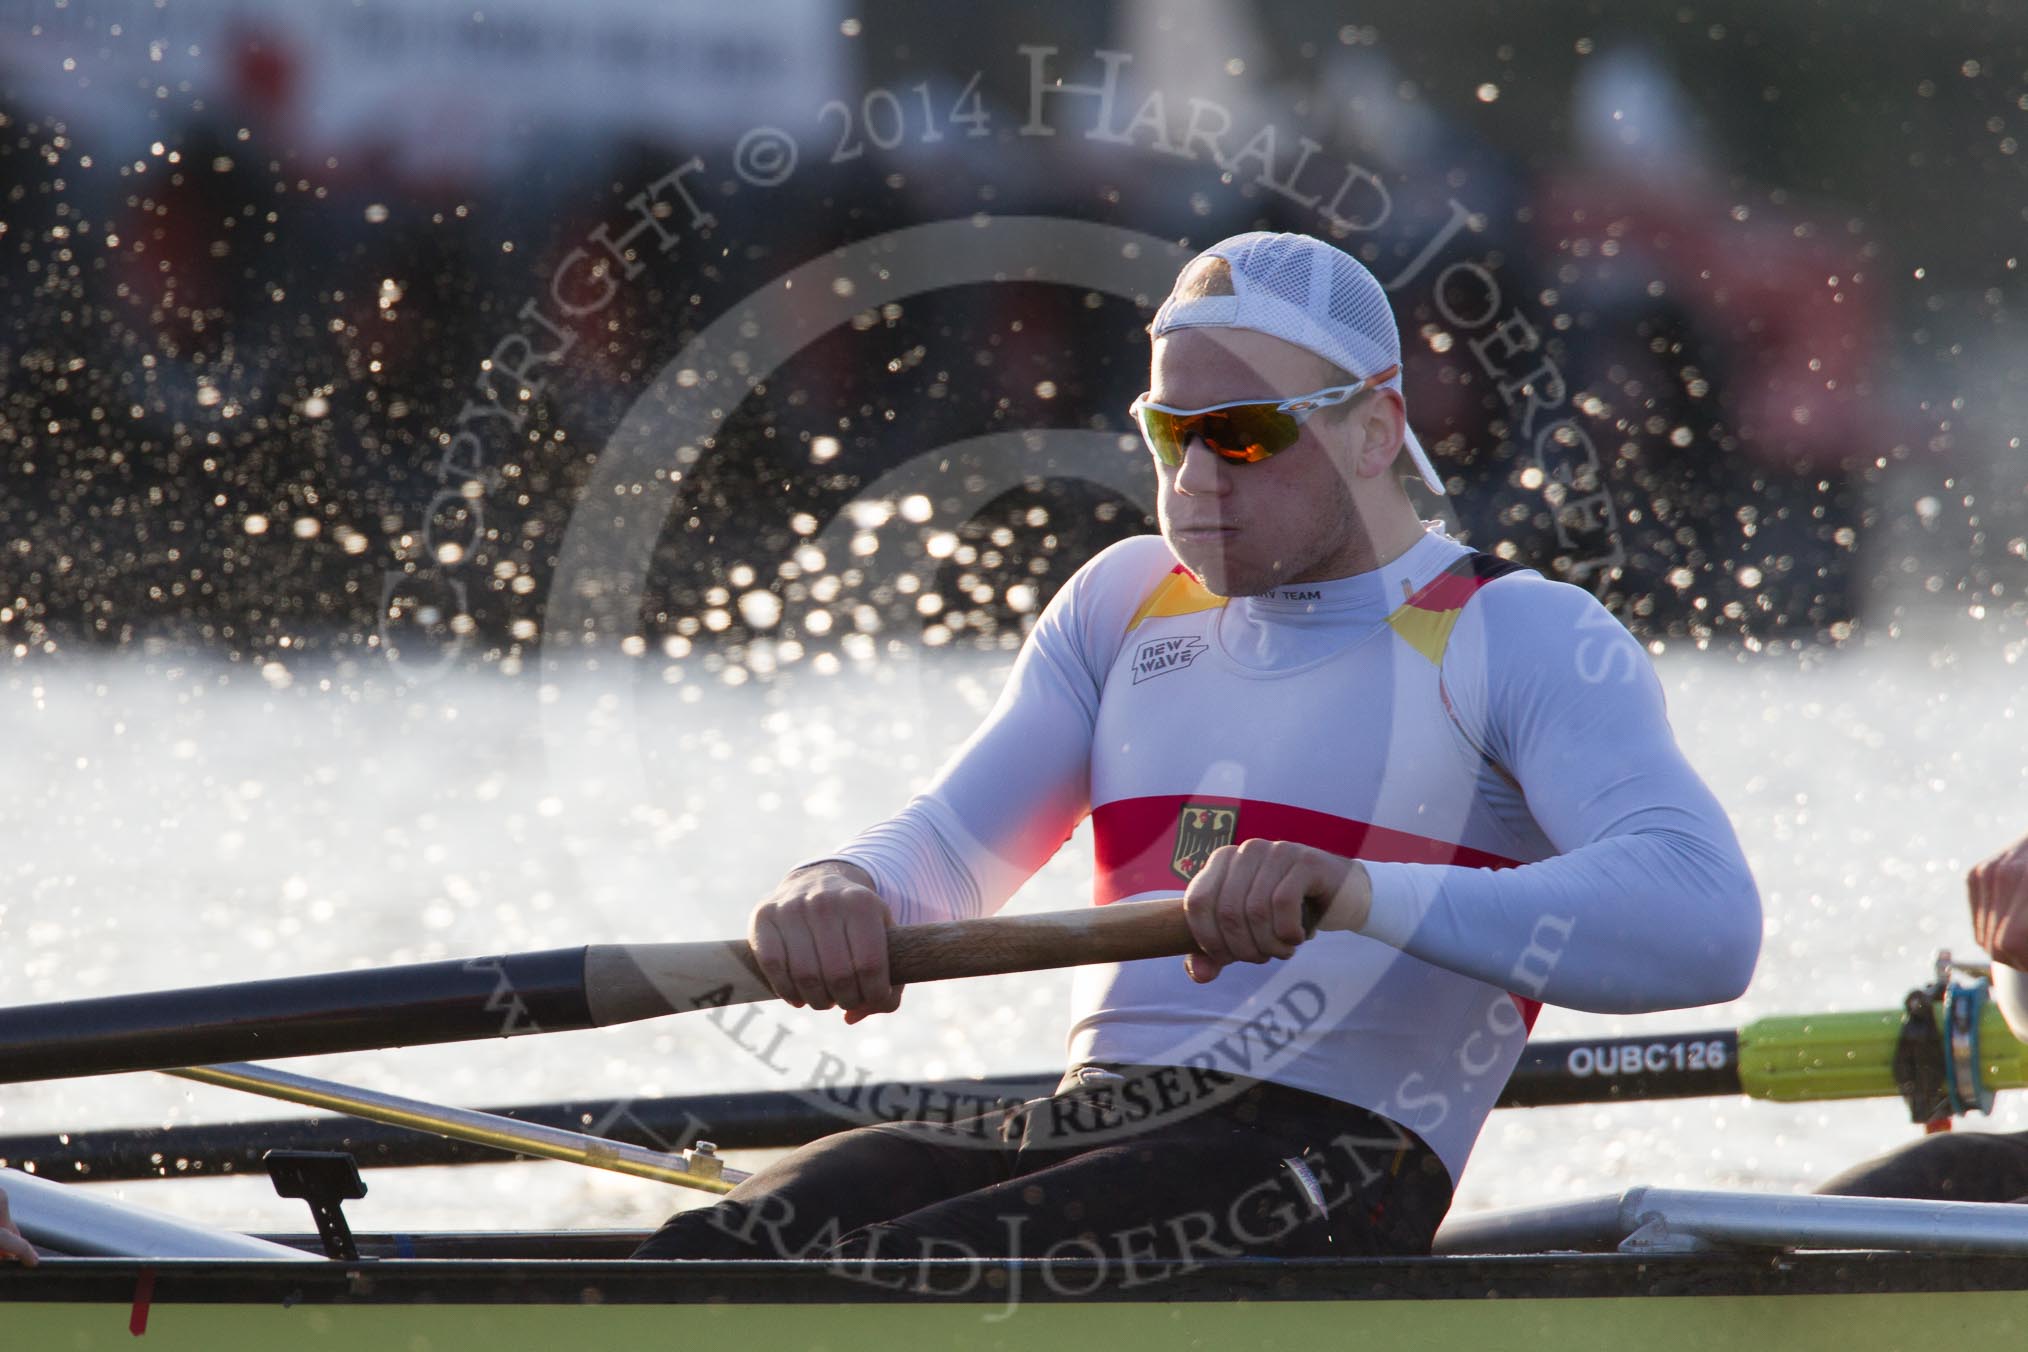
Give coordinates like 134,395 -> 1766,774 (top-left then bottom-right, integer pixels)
9,1252 -> 2028,1350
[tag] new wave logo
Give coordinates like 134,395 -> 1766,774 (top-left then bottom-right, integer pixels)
1131,634 -> 1207,684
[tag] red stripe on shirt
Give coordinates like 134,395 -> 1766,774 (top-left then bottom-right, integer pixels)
1092,793 -> 1520,902
1403,568 -> 1489,612
1092,793 -> 1540,1029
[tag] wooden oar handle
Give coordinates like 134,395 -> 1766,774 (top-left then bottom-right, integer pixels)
887,897 -> 1198,984
588,899 -> 1204,1027
882,890 -> 1352,986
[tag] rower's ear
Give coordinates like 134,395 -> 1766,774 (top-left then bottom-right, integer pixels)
1347,390 -> 1409,482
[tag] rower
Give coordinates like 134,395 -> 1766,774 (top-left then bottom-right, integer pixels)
1819,829 -> 2028,1203
635,231 -> 1763,1263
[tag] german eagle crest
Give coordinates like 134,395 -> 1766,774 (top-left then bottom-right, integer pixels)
1171,803 -> 1238,881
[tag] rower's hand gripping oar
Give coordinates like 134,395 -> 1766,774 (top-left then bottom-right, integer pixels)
0,896 -> 1278,1084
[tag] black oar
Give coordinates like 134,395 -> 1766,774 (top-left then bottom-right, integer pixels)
0,900 -> 1208,1083
27,1006 -> 2028,1185
0,1033 -> 1744,1185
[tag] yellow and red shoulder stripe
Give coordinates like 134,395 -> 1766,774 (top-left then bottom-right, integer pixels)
1386,553 -> 1525,667
1124,563 -> 1227,636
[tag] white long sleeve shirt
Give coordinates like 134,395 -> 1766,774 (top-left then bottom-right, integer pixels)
821,525 -> 1761,1180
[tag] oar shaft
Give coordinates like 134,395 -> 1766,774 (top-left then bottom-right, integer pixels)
3,1040 -> 1741,1185
0,900 -> 1204,1084
1501,1030 -> 1742,1107
0,947 -> 595,1084
27,894 -> 2002,1108
11,1012 -> 2014,1187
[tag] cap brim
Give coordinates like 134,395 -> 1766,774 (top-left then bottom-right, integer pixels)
1402,423 -> 1446,496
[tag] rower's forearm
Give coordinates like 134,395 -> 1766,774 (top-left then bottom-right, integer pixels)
1359,829 -> 1762,1014
803,799 -> 987,925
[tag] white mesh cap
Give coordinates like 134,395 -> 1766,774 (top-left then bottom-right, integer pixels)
1150,231 -> 1445,495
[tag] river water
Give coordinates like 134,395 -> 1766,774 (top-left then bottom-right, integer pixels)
2,617 -> 2023,1236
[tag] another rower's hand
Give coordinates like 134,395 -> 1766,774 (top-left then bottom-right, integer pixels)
0,1187 -> 37,1267
749,862 -> 904,1023
1971,831 -> 2028,971
1181,840 -> 1371,984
